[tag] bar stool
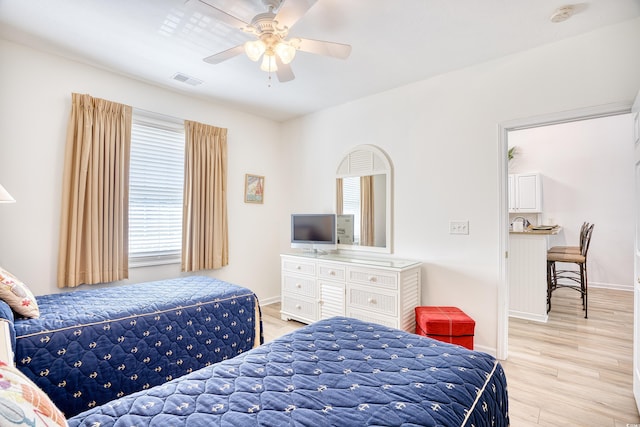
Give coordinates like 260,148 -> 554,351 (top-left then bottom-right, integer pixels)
546,224 -> 594,318
548,222 -> 589,255
546,222 -> 588,313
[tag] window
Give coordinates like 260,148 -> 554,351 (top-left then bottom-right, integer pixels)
342,176 -> 361,244
129,113 -> 184,266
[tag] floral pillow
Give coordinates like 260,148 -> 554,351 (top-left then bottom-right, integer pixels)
0,360 -> 68,426
0,267 -> 39,319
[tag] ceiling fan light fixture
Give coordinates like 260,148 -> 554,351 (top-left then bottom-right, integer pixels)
244,40 -> 266,61
260,54 -> 278,72
275,42 -> 296,64
198,0 -> 352,82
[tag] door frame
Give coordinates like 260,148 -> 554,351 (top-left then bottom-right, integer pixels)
632,90 -> 640,412
496,101 -> 632,360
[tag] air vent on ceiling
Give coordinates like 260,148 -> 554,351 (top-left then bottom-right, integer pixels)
171,72 -> 203,86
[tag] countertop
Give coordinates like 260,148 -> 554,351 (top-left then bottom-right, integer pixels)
509,225 -> 561,235
282,252 -> 421,269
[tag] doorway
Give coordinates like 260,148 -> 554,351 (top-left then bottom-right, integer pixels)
497,102 -> 634,360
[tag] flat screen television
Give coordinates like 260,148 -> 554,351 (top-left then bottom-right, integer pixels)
290,213 -> 337,252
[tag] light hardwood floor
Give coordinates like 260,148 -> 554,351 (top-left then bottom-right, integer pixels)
261,287 -> 640,426
504,287 -> 640,426
260,303 -> 305,343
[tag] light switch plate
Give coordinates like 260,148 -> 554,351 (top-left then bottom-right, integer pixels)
450,220 -> 469,235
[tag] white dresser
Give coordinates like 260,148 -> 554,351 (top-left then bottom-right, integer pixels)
280,253 -> 422,332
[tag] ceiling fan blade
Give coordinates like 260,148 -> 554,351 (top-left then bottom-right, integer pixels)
291,38 -> 352,59
275,57 -> 295,82
203,45 -> 245,64
274,0 -> 318,30
187,0 -> 249,31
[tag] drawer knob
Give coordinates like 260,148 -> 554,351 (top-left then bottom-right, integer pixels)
295,283 -> 302,289
295,304 -> 301,310
368,298 -> 376,304
296,265 -> 302,270
329,270 -> 335,276
368,276 -> 377,282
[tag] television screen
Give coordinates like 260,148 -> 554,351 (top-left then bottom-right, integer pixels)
291,214 -> 336,248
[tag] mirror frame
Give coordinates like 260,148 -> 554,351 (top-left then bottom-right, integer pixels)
336,144 -> 393,254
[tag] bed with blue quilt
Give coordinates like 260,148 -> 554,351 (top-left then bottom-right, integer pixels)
0,276 -> 262,418
68,316 -> 509,427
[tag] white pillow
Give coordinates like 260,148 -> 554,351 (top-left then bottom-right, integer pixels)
0,359 -> 68,426
0,267 -> 39,319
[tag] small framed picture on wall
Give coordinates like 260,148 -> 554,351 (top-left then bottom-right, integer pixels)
244,174 -> 265,204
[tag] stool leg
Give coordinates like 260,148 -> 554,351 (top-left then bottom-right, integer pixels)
580,263 -> 585,307
546,260 -> 552,313
582,263 -> 588,319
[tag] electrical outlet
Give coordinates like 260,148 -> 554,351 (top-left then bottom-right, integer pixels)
449,220 -> 469,235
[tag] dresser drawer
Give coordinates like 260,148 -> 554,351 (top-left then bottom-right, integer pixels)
281,295 -> 317,322
318,263 -> 346,281
347,267 -> 397,289
347,287 -> 397,316
346,307 -> 398,329
282,258 -> 316,276
283,274 -> 317,298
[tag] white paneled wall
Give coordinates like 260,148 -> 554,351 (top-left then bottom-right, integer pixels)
508,234 -> 550,322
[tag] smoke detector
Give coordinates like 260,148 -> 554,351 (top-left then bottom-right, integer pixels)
550,5 -> 575,23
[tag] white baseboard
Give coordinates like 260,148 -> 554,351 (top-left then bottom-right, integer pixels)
259,296 -> 280,306
589,281 -> 633,292
474,344 -> 497,358
508,310 -> 549,323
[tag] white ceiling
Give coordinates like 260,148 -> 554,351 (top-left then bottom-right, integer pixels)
1,0 -> 639,121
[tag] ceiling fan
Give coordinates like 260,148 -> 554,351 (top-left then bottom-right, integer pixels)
191,0 -> 352,82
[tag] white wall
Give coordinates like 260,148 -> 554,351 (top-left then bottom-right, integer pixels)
0,39 -> 287,303
1,18 -> 639,355
508,114 -> 635,290
282,18 -> 640,354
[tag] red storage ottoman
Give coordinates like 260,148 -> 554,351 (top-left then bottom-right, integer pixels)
415,306 -> 475,350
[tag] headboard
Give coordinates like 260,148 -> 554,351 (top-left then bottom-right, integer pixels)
0,299 -> 15,362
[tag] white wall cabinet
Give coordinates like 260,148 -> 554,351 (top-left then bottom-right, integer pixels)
281,254 -> 421,332
509,173 -> 542,213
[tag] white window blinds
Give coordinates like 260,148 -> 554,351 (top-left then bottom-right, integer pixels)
129,114 -> 185,265
342,176 -> 361,245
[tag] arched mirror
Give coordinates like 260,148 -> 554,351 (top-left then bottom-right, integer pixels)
336,145 -> 392,254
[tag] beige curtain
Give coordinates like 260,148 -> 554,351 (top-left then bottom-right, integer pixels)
58,93 -> 132,288
360,175 -> 375,246
182,120 -> 228,272
336,178 -> 343,215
